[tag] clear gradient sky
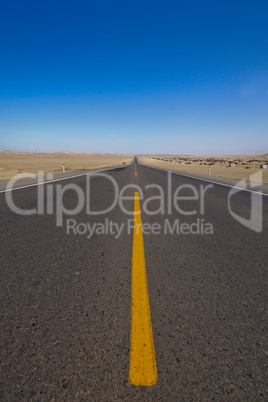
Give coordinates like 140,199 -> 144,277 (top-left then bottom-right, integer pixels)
0,0 -> 267,154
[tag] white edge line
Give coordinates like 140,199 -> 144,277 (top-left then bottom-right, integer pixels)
0,166 -> 123,194
139,163 -> 268,197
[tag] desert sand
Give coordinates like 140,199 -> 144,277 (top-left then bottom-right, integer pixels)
139,155 -> 268,185
0,151 -> 133,182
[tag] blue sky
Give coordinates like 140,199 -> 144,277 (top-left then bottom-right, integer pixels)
0,0 -> 267,154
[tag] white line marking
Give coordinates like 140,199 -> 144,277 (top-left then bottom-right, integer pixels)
140,164 -> 268,197
0,166 -> 122,194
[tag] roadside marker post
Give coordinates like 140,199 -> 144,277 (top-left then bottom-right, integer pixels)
63,163 -> 65,173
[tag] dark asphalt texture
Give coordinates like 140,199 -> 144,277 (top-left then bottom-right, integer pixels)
0,159 -> 267,401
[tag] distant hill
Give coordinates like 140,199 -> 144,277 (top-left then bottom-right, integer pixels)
262,153 -> 268,160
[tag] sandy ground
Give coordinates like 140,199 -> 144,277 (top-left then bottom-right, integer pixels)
0,151 -> 133,182
139,156 -> 268,185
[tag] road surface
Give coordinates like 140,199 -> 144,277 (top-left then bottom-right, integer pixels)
0,159 -> 267,400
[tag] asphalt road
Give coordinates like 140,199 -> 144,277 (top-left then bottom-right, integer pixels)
0,159 -> 267,400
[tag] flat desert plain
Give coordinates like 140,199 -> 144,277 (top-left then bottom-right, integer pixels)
139,154 -> 268,185
0,151 -> 133,182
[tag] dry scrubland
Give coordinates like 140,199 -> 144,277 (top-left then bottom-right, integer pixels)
0,151 -> 133,182
139,154 -> 268,185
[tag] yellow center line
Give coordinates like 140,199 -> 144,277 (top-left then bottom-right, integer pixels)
135,172 -> 137,176
129,192 -> 157,386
